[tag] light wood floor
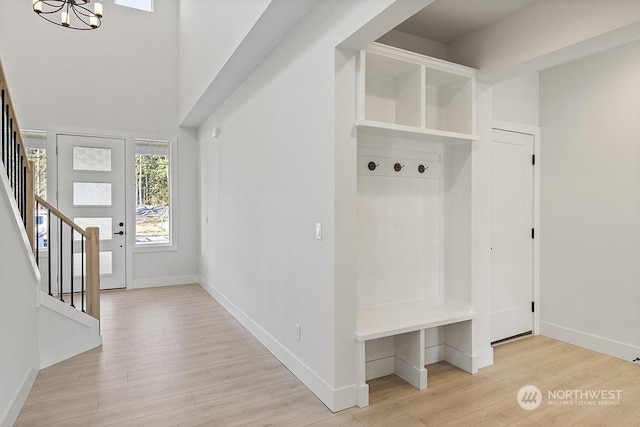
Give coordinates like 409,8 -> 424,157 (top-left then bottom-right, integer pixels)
16,284 -> 640,426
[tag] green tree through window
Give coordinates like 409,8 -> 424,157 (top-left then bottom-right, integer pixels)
135,139 -> 170,245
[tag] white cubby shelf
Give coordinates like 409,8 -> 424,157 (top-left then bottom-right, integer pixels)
357,43 -> 478,141
356,301 -> 476,341
353,43 -> 479,408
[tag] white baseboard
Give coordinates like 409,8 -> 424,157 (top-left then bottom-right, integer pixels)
541,321 -> 640,363
394,357 -> 427,389
475,345 -> 494,370
131,275 -> 200,289
356,383 -> 369,408
365,356 -> 395,380
425,344 -> 445,365
445,345 -> 476,373
199,279 -> 352,412
1,368 -> 38,427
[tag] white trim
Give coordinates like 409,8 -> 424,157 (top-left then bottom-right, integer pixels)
541,321 -> 640,363
425,344 -> 445,365
394,357 -> 427,389
491,120 -> 541,336
1,368 -> 38,427
132,137 -> 178,253
475,345 -> 494,370
444,345 -> 477,373
365,356 -> 395,380
39,295 -> 102,369
131,275 -> 200,289
199,278 -> 351,412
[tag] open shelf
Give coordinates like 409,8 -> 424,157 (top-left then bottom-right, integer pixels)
358,43 -> 477,140
356,300 -> 476,341
364,51 -> 422,127
355,119 -> 478,143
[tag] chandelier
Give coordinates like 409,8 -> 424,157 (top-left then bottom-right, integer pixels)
33,1 -> 103,30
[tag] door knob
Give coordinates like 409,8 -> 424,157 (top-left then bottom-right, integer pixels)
114,231 -> 125,236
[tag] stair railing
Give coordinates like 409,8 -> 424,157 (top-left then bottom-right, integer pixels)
1,61 -> 34,248
35,196 -> 101,320
1,59 -> 100,321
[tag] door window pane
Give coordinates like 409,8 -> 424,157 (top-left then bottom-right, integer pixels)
73,251 -> 113,276
100,251 -> 113,275
73,217 -> 113,241
73,146 -> 112,171
73,182 -> 112,206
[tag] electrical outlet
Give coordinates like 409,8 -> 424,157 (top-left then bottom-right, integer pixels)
295,323 -> 301,341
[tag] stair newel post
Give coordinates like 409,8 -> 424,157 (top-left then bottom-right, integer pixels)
86,227 -> 101,321
26,160 -> 35,252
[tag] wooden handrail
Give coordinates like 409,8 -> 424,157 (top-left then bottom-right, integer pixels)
0,61 -> 30,164
35,195 -> 88,237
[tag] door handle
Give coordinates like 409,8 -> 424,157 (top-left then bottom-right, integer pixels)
114,231 -> 125,236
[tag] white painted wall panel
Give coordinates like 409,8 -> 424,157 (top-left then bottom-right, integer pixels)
0,172 -> 39,426
540,40 -> 640,351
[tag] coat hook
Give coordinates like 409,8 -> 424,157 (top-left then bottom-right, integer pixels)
394,163 -> 404,172
368,161 -> 379,171
418,164 -> 429,173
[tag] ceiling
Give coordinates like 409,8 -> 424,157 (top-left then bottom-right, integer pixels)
395,0 -> 538,44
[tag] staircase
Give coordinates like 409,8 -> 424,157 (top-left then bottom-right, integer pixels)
1,59 -> 103,426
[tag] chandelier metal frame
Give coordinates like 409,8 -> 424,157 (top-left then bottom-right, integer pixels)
33,0 -> 103,30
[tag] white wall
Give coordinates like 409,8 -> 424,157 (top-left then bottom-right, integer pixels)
195,0 -> 433,411
0,170 -> 40,426
0,0 -> 199,288
0,0 -> 178,136
539,40 -> 640,360
449,0 -> 640,84
493,73 -> 539,126
376,29 -> 447,60
177,0 -> 271,122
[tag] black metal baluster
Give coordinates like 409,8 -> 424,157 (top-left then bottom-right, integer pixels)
13,131 -> 18,201
81,236 -> 85,312
36,200 -> 40,266
59,218 -> 64,302
70,228 -> 74,308
7,118 -> 13,183
21,158 -> 26,224
1,90 -> 5,166
47,209 -> 52,296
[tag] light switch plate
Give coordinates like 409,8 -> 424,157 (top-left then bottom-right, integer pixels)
315,223 -> 322,240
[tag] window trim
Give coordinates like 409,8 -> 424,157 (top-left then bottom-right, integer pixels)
114,0 -> 154,12
132,137 -> 177,253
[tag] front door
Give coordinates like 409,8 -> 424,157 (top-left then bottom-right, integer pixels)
491,129 -> 534,342
57,134 -> 126,289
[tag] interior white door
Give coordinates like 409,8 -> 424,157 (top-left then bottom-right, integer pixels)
491,129 -> 534,342
57,134 -> 126,289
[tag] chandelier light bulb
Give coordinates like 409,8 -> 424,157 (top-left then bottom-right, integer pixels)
94,2 -> 103,18
61,11 -> 70,27
33,0 -> 103,30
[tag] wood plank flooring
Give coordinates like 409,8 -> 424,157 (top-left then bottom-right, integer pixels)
16,284 -> 640,426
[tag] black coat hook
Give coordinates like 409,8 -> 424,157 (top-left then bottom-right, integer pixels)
418,164 -> 429,173
394,163 -> 404,172
368,161 -> 379,171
